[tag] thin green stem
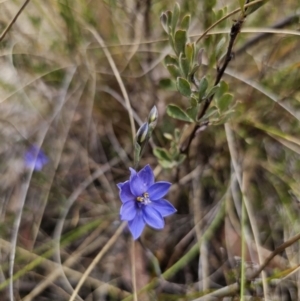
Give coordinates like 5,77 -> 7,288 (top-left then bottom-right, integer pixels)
240,196 -> 246,300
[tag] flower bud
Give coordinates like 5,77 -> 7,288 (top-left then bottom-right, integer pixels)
148,106 -> 158,131
136,122 -> 149,145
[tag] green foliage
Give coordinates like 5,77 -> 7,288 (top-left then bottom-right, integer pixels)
215,80 -> 229,99
159,78 -> 177,91
154,129 -> 186,168
179,53 -> 190,78
58,0 -> 81,49
206,84 -> 221,99
186,106 -> 198,121
174,30 -> 187,56
164,54 -> 178,65
176,77 -> 191,97
216,93 -> 234,113
161,2 -> 236,137
167,104 -> 193,122
166,64 -> 181,78
239,0 -> 246,14
185,43 -> 194,67
172,3 -> 180,35
245,0 -> 270,16
180,14 -> 191,30
160,12 -> 169,33
198,76 -> 209,100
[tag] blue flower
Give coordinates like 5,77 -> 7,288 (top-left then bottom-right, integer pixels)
24,145 -> 49,171
117,165 -> 176,240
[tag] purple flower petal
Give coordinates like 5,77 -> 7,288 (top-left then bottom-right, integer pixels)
150,199 -> 177,217
118,181 -> 136,203
35,155 -> 49,171
147,182 -> 171,201
24,145 -> 49,171
34,161 -> 43,171
117,165 -> 176,240
137,165 -> 154,190
129,168 -> 145,196
142,206 -> 164,229
128,211 -> 146,240
117,182 -> 124,189
120,201 -> 137,221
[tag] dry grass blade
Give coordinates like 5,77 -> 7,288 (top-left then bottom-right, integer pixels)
88,27 -> 136,142
0,0 -> 31,42
69,221 -> 127,301
225,123 -> 268,298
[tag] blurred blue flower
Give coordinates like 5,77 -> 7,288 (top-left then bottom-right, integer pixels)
117,165 -> 176,240
24,145 -> 49,171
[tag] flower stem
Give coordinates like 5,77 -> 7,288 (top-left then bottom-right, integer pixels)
131,239 -> 138,301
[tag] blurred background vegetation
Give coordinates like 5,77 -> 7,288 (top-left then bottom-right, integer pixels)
0,0 -> 300,300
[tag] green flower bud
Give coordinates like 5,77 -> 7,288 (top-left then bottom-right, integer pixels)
148,106 -> 158,133
136,122 -> 149,145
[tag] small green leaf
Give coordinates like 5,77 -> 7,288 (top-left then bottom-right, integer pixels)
219,110 -> 235,124
166,10 -> 172,29
159,78 -> 176,91
186,106 -> 198,121
174,30 -> 187,56
239,0 -> 246,14
163,133 -> 173,140
160,13 -> 169,33
154,147 -> 172,161
201,106 -> 219,120
174,128 -> 181,142
198,76 -> 208,100
180,14 -> 191,31
190,94 -> 198,107
172,3 -> 180,34
216,93 -> 234,113
167,104 -> 193,122
179,53 -> 190,78
206,84 -> 220,99
176,77 -> 191,97
245,0 -> 270,17
166,64 -> 181,78
164,54 -> 178,65
159,160 -> 176,169
185,42 -> 194,67
215,80 -> 228,99
170,142 -> 179,158
215,8 -> 225,20
168,31 -> 175,51
190,63 -> 200,78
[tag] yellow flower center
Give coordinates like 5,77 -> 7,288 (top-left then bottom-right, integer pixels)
136,192 -> 151,204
